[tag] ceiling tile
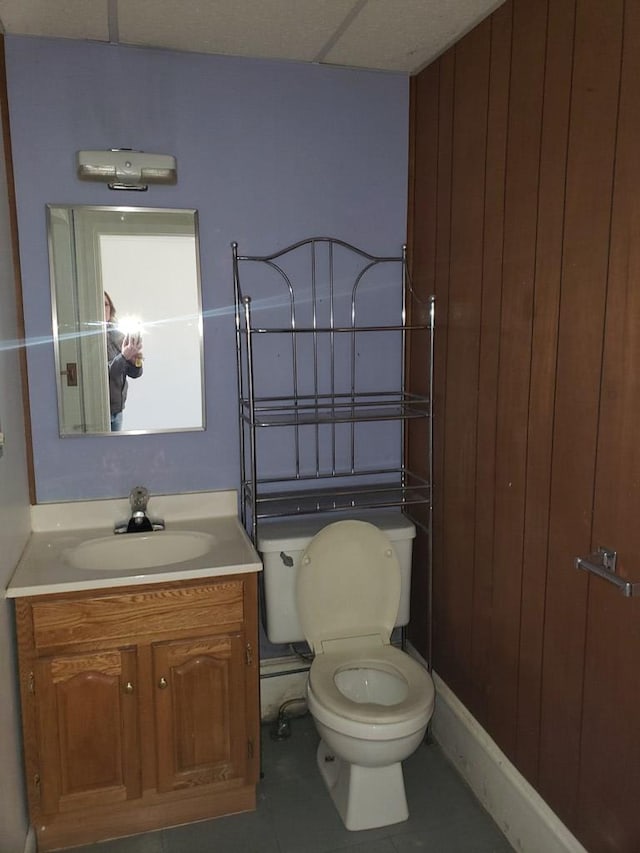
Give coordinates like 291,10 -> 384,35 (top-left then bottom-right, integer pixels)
0,0 -> 108,41
0,0 -> 507,75
324,0 -> 505,73
118,0 -> 358,62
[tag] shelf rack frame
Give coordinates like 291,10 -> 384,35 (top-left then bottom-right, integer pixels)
233,236 -> 433,548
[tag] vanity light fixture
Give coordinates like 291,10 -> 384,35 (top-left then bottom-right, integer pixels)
76,149 -> 177,191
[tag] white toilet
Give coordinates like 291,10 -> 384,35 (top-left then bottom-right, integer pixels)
259,515 -> 435,831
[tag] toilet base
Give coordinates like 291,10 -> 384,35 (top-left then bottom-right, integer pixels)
316,739 -> 409,831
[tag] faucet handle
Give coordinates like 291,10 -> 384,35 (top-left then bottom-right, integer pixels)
129,486 -> 149,512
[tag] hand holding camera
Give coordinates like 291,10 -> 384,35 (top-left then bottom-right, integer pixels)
122,332 -> 143,367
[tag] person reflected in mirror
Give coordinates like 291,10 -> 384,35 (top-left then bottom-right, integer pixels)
104,291 -> 143,431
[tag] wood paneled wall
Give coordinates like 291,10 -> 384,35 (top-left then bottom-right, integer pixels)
408,1 -> 640,850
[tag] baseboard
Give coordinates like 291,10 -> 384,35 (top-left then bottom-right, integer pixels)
23,825 -> 36,853
425,663 -> 589,853
259,654 -> 309,721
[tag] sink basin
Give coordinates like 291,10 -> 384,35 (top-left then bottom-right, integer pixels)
66,530 -> 216,572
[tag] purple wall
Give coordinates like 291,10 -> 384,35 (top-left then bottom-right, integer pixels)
5,36 -> 408,503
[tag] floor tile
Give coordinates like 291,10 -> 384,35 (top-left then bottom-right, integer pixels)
401,740 -> 489,828
391,822 -> 513,853
332,840 -> 398,853
62,712 -> 512,853
161,806 -> 280,853
261,711 -> 321,785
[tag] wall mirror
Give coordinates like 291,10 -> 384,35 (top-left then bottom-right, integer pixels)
47,205 -> 205,436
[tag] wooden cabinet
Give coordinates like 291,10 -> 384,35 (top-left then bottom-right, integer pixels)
15,573 -> 260,851
35,646 -> 141,816
153,634 -> 249,793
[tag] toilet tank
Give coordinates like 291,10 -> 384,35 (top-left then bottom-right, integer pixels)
257,510 -> 416,645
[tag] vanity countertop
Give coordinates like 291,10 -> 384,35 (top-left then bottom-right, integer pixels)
6,490 -> 262,598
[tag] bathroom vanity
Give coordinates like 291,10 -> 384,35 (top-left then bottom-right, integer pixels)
6,491 -> 262,851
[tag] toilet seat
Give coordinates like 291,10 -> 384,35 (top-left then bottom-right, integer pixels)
308,644 -> 435,728
298,519 -> 434,741
296,520 -> 401,652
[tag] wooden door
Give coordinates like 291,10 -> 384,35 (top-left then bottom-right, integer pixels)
573,6 -> 640,847
407,2 -> 640,849
153,634 -> 248,793
36,647 -> 140,815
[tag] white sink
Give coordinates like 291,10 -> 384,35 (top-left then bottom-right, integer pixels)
66,530 -> 216,572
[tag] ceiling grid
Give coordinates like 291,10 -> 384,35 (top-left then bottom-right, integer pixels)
0,0 -> 506,74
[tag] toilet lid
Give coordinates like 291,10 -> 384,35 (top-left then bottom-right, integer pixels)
295,520 -> 401,653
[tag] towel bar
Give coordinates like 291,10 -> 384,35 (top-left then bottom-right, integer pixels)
575,547 -> 640,598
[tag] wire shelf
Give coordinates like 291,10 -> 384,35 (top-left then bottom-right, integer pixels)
233,236 -> 433,543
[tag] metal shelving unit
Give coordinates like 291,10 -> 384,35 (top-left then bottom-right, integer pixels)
233,236 -> 434,550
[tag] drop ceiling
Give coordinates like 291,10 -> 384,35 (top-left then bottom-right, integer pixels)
0,0 -> 505,74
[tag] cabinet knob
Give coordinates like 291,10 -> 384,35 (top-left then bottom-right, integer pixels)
123,681 -> 135,694
158,676 -> 168,689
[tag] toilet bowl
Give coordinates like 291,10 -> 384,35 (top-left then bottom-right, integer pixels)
295,520 -> 435,831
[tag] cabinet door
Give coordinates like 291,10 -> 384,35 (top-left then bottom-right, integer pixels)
36,647 -> 140,815
153,634 -> 248,793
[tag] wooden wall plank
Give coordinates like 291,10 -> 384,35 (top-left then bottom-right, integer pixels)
576,3 -> 640,849
407,67 -> 440,659
487,0 -> 548,758
469,1 -> 512,727
431,49 -> 454,683
538,0 -> 623,824
515,0 -> 575,783
437,21 -> 490,708
409,70 -> 439,306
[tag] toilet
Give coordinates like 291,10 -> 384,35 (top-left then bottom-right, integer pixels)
259,514 -> 435,831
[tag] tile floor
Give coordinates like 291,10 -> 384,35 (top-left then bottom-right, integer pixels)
72,714 -> 512,853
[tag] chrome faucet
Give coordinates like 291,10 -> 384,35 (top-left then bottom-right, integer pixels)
114,486 -> 165,534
